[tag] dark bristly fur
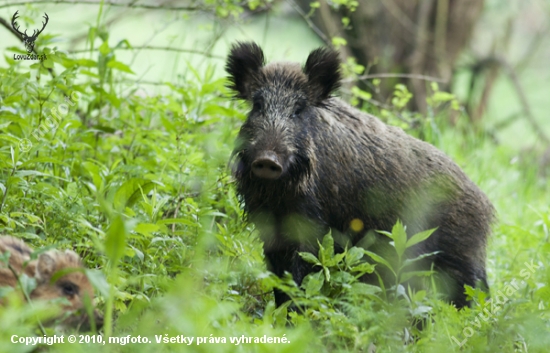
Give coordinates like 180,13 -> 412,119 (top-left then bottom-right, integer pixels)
226,42 -> 494,308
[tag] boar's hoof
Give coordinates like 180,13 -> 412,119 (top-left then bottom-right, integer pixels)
252,151 -> 283,179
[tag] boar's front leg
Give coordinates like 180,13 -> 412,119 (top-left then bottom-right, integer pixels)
260,214 -> 326,307
264,240 -> 318,307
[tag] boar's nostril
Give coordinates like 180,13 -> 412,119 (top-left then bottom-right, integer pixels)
252,151 -> 283,179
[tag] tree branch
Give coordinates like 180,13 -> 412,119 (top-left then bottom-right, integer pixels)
0,15 -> 24,41
481,57 -> 550,145
0,0 -> 200,11
68,45 -> 225,60
344,72 -> 446,83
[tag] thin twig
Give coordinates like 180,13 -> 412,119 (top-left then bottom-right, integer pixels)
68,45 -> 225,59
286,0 -> 331,46
515,25 -> 549,74
479,57 -> 550,145
380,0 -> 420,37
344,73 -> 447,83
0,0 -> 200,11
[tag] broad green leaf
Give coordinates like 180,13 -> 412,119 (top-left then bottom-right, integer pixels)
349,282 -> 382,296
107,60 -> 134,74
303,270 -> 324,297
345,247 -> 364,267
319,232 -> 334,264
99,40 -> 110,55
390,220 -> 407,258
114,179 -> 155,210
42,58 -> 54,69
105,215 -> 127,268
350,262 -> 376,275
364,250 -> 396,277
75,58 -> 97,67
135,223 -> 160,237
82,161 -> 105,191
18,273 -> 37,297
299,252 -> 321,266
9,212 -> 41,223
406,228 -> 437,248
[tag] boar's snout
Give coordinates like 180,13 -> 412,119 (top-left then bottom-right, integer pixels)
251,151 -> 283,179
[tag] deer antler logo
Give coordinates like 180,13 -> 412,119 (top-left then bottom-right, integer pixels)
11,11 -> 49,54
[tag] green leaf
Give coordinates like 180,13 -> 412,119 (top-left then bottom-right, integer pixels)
104,215 -> 127,268
0,134 -> 20,145
86,269 -> 110,297
364,250 -> 396,277
406,228 -> 437,248
9,212 -> 41,224
401,251 -> 440,270
82,161 -> 105,191
99,40 -> 110,55
114,179 -> 156,210
390,220 -> 407,258
302,270 -> 324,297
349,282 -> 382,296
331,36 -> 347,48
107,60 -> 134,74
350,262 -> 376,275
351,86 -> 372,101
319,231 -> 334,264
272,301 -> 290,327
18,273 -> 37,296
42,58 -> 54,69
323,265 -> 330,282
345,247 -> 364,267
135,223 -> 160,237
75,59 -> 97,67
299,252 -> 321,266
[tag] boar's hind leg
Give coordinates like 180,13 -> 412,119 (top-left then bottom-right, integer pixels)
435,255 -> 489,309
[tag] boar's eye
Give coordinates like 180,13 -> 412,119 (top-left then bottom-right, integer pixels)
292,104 -> 305,118
59,282 -> 79,297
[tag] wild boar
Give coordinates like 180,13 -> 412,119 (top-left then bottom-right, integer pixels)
0,236 -> 103,329
226,42 -> 494,308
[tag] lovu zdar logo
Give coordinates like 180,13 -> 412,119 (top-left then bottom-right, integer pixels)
11,10 -> 49,60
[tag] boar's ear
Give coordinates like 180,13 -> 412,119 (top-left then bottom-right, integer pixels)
226,42 -> 265,100
304,47 -> 341,102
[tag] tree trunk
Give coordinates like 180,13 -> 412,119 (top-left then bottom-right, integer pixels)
297,0 -> 484,112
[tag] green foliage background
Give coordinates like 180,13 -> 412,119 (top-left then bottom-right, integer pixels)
1,1 -> 550,352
